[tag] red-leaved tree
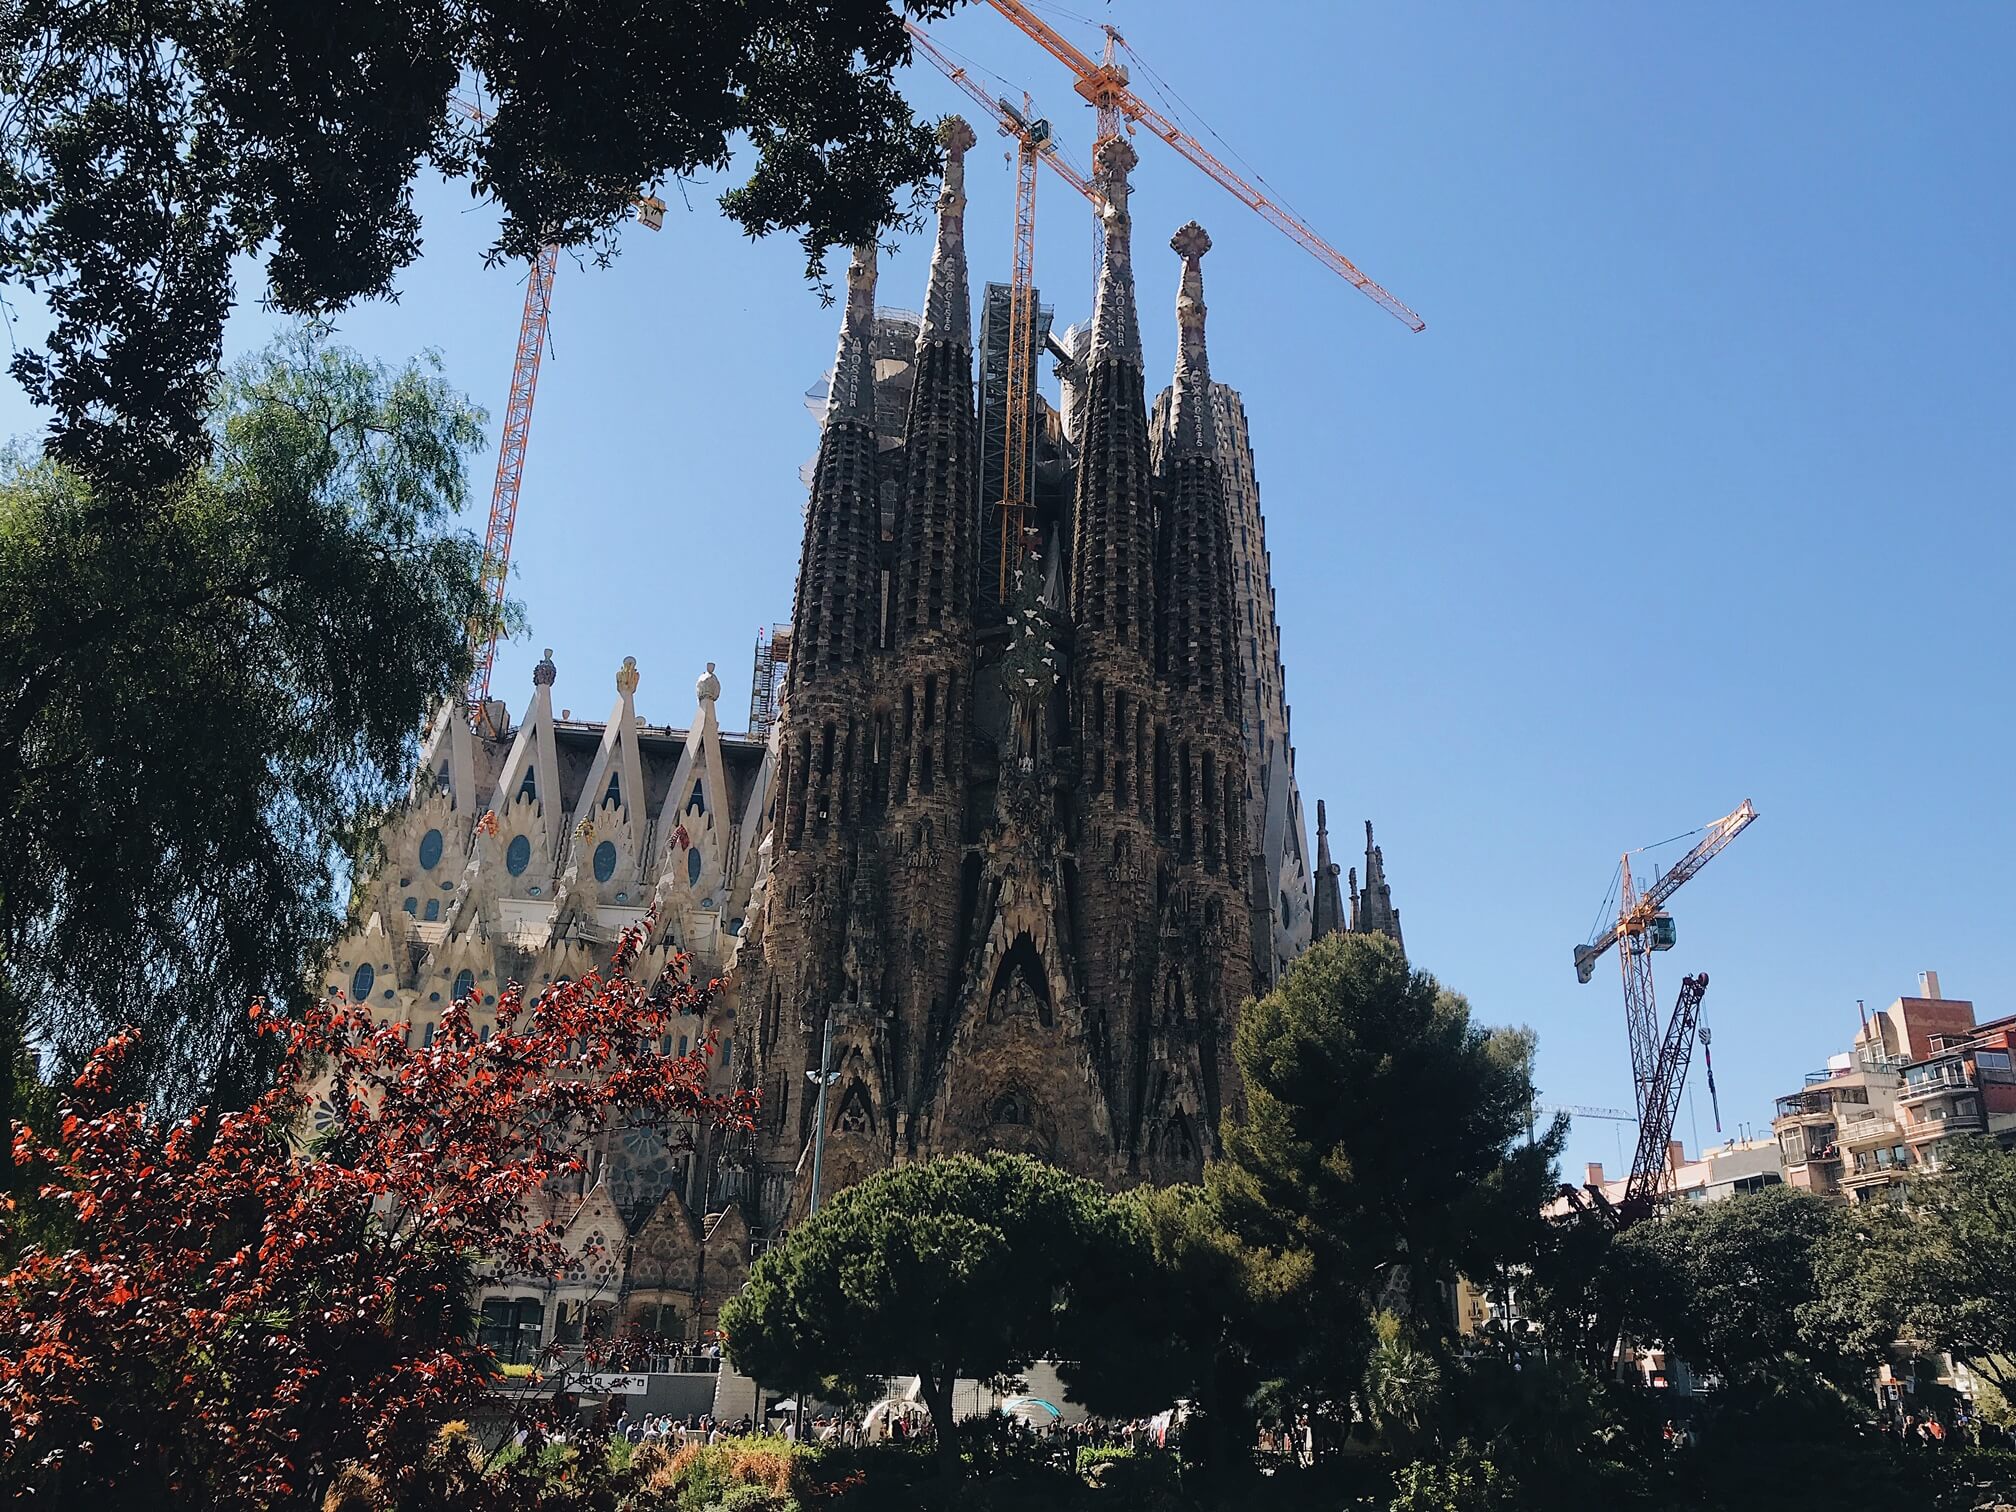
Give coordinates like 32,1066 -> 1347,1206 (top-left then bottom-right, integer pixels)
0,915 -> 755,1509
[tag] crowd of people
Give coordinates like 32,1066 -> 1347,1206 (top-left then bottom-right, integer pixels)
609,1411 -> 752,1449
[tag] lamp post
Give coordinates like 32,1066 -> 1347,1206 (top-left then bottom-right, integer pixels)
806,1016 -> 839,1215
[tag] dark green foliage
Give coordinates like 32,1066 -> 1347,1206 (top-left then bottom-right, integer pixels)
1613,1184 -> 1841,1386
720,1152 -> 1150,1480
1211,932 -> 1563,1393
0,0 -> 960,491
0,328 -> 491,1122
1845,1138 -> 2016,1395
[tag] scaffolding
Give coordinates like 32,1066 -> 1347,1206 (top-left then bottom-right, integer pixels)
748,624 -> 792,740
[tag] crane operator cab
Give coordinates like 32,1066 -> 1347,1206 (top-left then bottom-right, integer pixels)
1647,912 -> 1677,951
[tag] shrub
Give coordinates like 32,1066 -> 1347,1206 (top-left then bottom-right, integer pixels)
1389,1446 -> 1515,1512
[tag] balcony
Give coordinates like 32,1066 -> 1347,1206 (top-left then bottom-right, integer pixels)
1903,1104 -> 1986,1140
1775,1090 -> 1835,1119
1900,1064 -> 1972,1104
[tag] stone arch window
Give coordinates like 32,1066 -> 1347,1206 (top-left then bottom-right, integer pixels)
835,1081 -> 873,1135
516,768 -> 537,803
418,828 -> 445,871
688,779 -> 705,814
454,968 -> 475,1002
687,848 -> 703,886
402,897 -> 417,915
423,898 -> 440,922
991,1090 -> 1031,1126
350,963 -> 375,1001
593,840 -> 618,883
505,834 -> 532,876
602,771 -> 622,809
422,1021 -> 436,1049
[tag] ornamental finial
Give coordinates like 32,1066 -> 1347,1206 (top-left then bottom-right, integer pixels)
1168,221 -> 1216,453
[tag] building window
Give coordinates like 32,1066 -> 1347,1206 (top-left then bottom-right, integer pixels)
454,968 -> 475,1002
722,1035 -> 733,1070
593,840 -> 619,883
423,898 -> 440,922
418,828 -> 445,871
516,768 -> 537,803
351,963 -> 376,1001
1978,1050 -> 2011,1070
689,780 -> 705,814
402,897 -> 417,915
504,834 -> 531,876
688,848 -> 703,886
422,1022 -> 436,1048
603,771 -> 622,809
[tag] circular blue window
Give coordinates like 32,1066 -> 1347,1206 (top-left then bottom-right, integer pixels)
418,828 -> 444,871
687,848 -> 703,886
454,968 -> 475,1002
593,840 -> 618,883
350,963 -> 375,1000
505,834 -> 531,876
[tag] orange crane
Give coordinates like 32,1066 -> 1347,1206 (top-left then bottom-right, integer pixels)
905,26 -> 1102,598
1574,798 -> 1757,1119
448,96 -> 664,730
980,0 -> 1426,333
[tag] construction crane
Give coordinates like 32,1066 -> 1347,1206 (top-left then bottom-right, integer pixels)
1620,971 -> 1712,1212
905,26 -> 1101,598
979,0 -> 1426,332
448,96 -> 665,730
1574,798 -> 1757,1117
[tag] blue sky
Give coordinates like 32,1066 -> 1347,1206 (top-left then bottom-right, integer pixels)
4,3 -> 2011,1178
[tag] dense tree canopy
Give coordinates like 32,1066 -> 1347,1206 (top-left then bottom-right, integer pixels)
0,329 -> 494,1130
721,1151 -> 1149,1480
0,0 -> 959,492
1613,1184 -> 1841,1387
1210,932 -> 1563,1391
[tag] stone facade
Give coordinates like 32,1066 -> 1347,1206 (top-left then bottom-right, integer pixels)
326,119 -> 1402,1343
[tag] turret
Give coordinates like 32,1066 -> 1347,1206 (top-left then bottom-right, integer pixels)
1353,820 -> 1403,951
888,119 -> 980,816
777,244 -> 883,851
1155,223 -> 1242,726
891,117 -> 979,650
1311,800 -> 1345,939
1070,137 -> 1158,833
1069,136 -> 1155,657
786,243 -> 883,695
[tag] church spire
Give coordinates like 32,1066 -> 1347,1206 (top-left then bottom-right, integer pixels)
1354,819 -> 1404,952
1087,137 -> 1142,367
786,243 -> 883,699
1166,221 -> 1216,454
1155,221 -> 1239,729
918,116 -> 976,346
892,118 -> 979,648
1311,799 -> 1344,939
827,242 -> 878,427
1070,135 -> 1155,654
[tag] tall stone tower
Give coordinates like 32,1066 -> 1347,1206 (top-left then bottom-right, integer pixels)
323,116 -> 1365,1335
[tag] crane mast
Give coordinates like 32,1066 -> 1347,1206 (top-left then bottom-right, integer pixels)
1572,798 -> 1756,1194
448,96 -> 662,729
1001,100 -> 1044,598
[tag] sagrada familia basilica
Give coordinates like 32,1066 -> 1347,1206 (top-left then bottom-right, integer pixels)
327,121 -> 1402,1349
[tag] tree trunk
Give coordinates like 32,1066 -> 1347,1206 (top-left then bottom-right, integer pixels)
919,1366 -> 961,1483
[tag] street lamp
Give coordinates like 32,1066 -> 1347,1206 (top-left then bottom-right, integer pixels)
806,1017 -> 840,1215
